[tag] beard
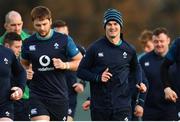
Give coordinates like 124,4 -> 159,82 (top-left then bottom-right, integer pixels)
39,29 -> 51,37
109,35 -> 116,39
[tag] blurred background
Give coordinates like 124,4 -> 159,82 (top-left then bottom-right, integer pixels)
0,0 -> 180,53
0,0 -> 180,120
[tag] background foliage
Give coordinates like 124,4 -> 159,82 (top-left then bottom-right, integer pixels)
0,0 -> 180,53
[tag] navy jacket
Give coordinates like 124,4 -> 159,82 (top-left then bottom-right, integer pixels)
140,51 -> 176,115
0,45 -> 26,105
162,37 -> 180,88
77,36 -> 140,110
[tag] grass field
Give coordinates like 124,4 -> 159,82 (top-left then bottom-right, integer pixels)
74,82 -> 91,121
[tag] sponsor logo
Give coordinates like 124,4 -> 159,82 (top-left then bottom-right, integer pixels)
144,62 -> 150,66
29,45 -> 36,51
98,52 -> 104,57
68,108 -> 72,115
39,55 -> 50,67
5,111 -> 10,117
31,108 -> 37,115
124,117 -> 128,121
63,116 -> 67,121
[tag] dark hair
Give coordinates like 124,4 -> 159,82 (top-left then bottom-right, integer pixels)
31,6 -> 51,21
153,27 -> 169,37
138,30 -> 153,45
3,32 -> 22,45
52,20 -> 67,28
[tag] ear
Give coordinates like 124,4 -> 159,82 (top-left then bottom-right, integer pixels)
4,43 -> 10,48
4,23 -> 8,30
167,37 -> 171,45
49,19 -> 52,25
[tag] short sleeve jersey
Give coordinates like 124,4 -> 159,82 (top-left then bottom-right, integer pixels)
21,30 -> 79,100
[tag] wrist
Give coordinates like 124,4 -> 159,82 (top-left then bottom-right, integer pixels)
66,62 -> 70,70
63,62 -> 70,70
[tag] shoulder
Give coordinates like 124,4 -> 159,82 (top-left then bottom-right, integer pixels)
23,33 -> 37,45
0,32 -> 7,44
139,51 -> 154,62
52,31 -> 68,41
21,30 -> 30,39
172,37 -> 180,46
88,36 -> 106,49
121,40 -> 136,54
0,45 -> 14,55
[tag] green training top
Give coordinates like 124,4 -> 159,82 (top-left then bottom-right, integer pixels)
0,30 -> 30,44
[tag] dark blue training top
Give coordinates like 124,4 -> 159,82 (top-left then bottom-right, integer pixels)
77,36 -> 140,110
21,30 -> 79,101
0,45 -> 26,105
163,37 -> 180,86
139,51 -> 176,114
162,37 -> 180,100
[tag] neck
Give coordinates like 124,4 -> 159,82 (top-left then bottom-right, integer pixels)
155,49 -> 169,57
107,36 -> 121,45
43,29 -> 52,38
39,29 -> 52,39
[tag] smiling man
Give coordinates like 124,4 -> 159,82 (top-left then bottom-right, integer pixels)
77,8 -> 146,121
139,27 -> 177,120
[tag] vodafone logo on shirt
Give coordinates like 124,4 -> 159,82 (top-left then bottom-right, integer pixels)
39,55 -> 50,67
38,55 -> 54,71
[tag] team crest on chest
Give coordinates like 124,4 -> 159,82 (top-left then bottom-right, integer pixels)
4,58 -> 8,64
54,43 -> 59,49
123,52 -> 127,58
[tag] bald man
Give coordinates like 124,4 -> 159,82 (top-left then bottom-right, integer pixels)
0,10 -> 30,121
0,10 -> 30,44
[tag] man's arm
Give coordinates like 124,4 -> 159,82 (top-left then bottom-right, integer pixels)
11,56 -> 27,100
21,58 -> 31,69
52,52 -> 82,71
161,58 -> 178,102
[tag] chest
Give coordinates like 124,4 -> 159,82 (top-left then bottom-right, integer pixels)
0,54 -> 12,76
94,46 -> 133,66
141,57 -> 162,79
27,40 -> 67,62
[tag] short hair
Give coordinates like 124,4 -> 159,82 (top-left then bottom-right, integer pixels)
52,20 -> 67,28
5,10 -> 22,24
3,32 -> 22,45
31,6 -> 51,21
138,30 -> 153,45
153,27 -> 169,37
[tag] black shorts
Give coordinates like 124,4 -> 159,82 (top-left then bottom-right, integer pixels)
14,99 -> 30,121
29,97 -> 68,121
0,101 -> 14,120
91,108 -> 130,121
68,91 -> 77,117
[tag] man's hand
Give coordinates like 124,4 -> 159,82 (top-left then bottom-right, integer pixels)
73,83 -> 84,93
26,68 -> 34,80
101,68 -> 112,82
134,105 -> 144,117
136,83 -> 147,93
52,58 -> 66,69
82,100 -> 90,111
10,87 -> 23,100
164,87 -> 178,102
